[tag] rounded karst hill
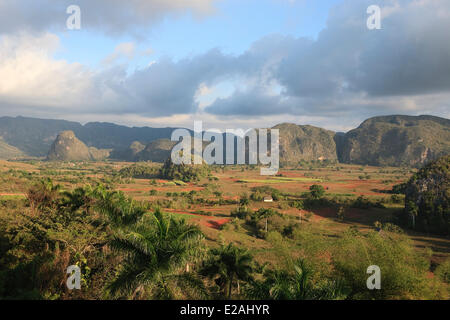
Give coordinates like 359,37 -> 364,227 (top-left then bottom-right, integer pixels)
273,123 -> 338,165
47,130 -> 92,161
340,115 -> 450,167
136,139 -> 177,162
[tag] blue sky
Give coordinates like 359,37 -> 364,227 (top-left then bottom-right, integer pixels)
56,0 -> 340,69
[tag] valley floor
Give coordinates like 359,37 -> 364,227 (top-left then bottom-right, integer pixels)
1,160 -> 448,299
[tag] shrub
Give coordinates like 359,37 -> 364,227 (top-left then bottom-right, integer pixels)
435,259 -> 450,284
337,207 -> 346,221
332,231 -> 442,299
309,185 -> 325,199
352,196 -> 385,209
390,194 -> 403,204
159,158 -> 210,182
118,164 -> 158,179
250,191 -> 264,202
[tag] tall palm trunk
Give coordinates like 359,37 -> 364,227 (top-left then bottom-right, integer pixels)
228,274 -> 234,299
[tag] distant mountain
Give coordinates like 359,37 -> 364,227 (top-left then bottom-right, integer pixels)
76,122 -> 175,150
0,116 -> 82,157
136,139 -> 177,162
1,115 -> 449,166
0,116 -> 176,157
339,115 -> 450,167
0,137 -> 24,159
110,139 -> 176,162
47,131 -> 110,161
110,141 -> 146,161
273,123 -> 338,165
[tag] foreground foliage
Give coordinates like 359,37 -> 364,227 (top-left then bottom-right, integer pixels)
0,177 -> 448,300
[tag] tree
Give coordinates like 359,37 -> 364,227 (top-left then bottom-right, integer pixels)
200,243 -> 253,299
160,158 -> 210,182
61,185 -> 96,214
403,155 -> 449,235
246,259 -> 346,300
239,195 -> 250,207
309,185 -> 325,200
26,178 -> 61,212
107,209 -> 205,299
93,186 -> 147,228
337,206 -> 346,221
252,208 -> 278,234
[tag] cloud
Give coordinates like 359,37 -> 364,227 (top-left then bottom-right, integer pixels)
0,0 -> 449,132
0,32 -> 93,108
274,0 -> 450,98
0,0 -> 216,36
205,0 -> 450,121
102,42 -> 136,65
0,33 -> 237,118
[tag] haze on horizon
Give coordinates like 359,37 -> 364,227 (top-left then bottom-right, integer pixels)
0,0 -> 449,132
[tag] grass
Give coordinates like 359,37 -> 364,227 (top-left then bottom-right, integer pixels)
0,194 -> 26,200
237,177 -> 321,184
2,159 -> 449,275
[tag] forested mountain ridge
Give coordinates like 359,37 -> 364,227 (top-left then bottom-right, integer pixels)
1,115 -> 449,167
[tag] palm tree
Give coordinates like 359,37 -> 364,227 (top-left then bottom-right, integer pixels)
254,208 -> 276,233
106,208 -> 205,299
246,259 -> 347,300
61,185 -> 96,214
239,195 -> 250,208
93,185 -> 146,228
201,243 -> 254,299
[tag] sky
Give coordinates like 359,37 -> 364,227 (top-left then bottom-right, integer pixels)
0,0 -> 449,132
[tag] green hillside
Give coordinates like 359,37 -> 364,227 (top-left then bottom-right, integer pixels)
339,115 -> 450,167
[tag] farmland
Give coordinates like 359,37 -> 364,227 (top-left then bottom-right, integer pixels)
0,159 -> 449,300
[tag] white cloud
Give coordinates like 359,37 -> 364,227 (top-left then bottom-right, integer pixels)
0,32 -> 124,114
102,42 -> 136,65
0,33 -> 89,107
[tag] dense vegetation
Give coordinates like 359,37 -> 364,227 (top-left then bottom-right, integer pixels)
0,173 -> 448,300
403,155 -> 449,235
159,158 -> 211,182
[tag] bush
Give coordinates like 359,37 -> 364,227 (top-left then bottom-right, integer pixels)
435,259 -> 450,284
391,183 -> 407,194
352,196 -> 385,209
390,194 -> 403,204
159,158 -> 210,182
250,191 -> 264,202
309,185 -> 325,199
332,231 -> 443,299
337,207 -> 346,221
118,164 -> 158,179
